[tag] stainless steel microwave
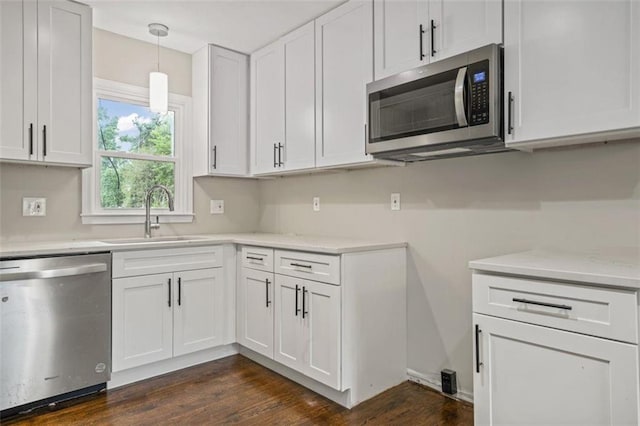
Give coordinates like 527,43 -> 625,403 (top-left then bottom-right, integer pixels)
366,44 -> 507,161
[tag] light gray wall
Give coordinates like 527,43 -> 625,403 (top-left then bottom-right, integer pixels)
258,141 -> 640,396
0,29 -> 260,242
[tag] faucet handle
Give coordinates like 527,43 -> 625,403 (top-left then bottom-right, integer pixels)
150,215 -> 161,230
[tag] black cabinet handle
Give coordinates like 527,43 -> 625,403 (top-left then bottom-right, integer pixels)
430,19 -> 436,57
178,277 -> 182,306
168,278 -> 172,307
28,123 -> 33,155
507,91 -> 514,135
273,143 -> 278,168
265,278 -> 271,307
278,143 -> 284,167
246,256 -> 264,261
512,297 -> 572,311
419,24 -> 425,60
212,145 -> 217,169
295,284 -> 300,316
475,324 -> 482,373
42,125 -> 47,156
302,286 -> 308,319
291,262 -> 312,269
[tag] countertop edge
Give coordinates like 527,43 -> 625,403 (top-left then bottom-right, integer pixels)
0,235 -> 408,258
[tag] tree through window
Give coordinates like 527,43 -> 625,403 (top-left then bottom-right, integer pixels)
97,98 -> 176,209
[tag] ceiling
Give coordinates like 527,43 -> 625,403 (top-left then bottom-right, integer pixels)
85,0 -> 344,54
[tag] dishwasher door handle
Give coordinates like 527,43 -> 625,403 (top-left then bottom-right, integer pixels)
0,263 -> 108,281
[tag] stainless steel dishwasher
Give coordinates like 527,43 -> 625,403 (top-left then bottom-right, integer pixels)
0,253 -> 111,417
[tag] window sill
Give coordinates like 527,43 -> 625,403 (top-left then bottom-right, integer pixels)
81,213 -> 195,225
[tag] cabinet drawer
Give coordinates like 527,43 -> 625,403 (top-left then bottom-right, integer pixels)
275,250 -> 340,285
241,246 -> 274,272
473,274 -> 638,344
112,246 -> 222,278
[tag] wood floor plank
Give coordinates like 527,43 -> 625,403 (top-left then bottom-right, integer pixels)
4,355 -> 473,425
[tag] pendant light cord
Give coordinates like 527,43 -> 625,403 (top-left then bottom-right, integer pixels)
156,33 -> 160,72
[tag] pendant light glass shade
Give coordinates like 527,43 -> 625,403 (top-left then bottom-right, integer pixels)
149,71 -> 168,114
148,23 -> 169,114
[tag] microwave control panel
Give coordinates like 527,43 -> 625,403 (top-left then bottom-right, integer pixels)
469,60 -> 490,126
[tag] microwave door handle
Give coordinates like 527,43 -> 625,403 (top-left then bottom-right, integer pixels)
454,67 -> 468,127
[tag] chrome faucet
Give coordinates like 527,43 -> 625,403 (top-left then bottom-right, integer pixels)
144,185 -> 175,238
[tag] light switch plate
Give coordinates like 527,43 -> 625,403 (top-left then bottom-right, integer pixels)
391,193 -> 401,211
210,199 -> 224,214
23,197 -> 46,216
313,197 -> 320,212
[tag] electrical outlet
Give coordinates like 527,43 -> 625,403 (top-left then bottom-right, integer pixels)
22,197 -> 46,216
210,199 -> 224,214
391,193 -> 401,211
313,197 -> 320,212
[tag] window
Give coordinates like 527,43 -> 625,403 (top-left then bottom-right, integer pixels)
82,79 -> 192,224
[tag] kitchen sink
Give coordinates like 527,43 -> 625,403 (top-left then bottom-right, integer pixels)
101,236 -> 210,245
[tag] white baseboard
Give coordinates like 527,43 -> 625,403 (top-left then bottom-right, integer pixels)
108,344 -> 239,389
407,368 -> 474,404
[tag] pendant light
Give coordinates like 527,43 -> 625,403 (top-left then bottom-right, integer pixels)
148,23 -> 169,114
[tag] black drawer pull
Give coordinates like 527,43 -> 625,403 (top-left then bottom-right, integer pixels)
265,279 -> 271,307
513,298 -> 572,311
246,256 -> 264,261
295,284 -> 300,316
290,262 -> 312,269
302,286 -> 308,319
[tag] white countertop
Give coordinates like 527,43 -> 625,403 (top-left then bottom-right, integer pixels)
0,233 -> 407,258
469,248 -> 640,289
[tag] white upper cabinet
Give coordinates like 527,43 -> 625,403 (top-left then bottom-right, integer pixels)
429,0 -> 502,62
192,45 -> 248,176
0,0 -> 92,167
504,0 -> 640,149
373,0 -> 428,80
250,41 -> 285,174
282,22 -> 316,172
0,0 -> 36,161
315,0 -> 374,168
373,0 -> 502,80
250,22 -> 316,175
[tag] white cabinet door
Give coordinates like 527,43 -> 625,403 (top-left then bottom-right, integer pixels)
37,0 -> 92,166
373,0 -> 429,80
473,313 -> 639,426
209,45 -> 248,176
315,0 -> 374,168
274,275 -> 306,371
173,268 -> 224,356
250,41 -> 284,174
302,281 -> 341,389
504,0 -> 640,147
237,268 -> 274,358
112,273 -> 174,372
0,0 -> 37,162
282,21 -> 316,172
429,0 -> 501,62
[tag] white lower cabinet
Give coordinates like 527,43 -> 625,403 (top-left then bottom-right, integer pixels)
237,267 -> 274,358
472,271 -> 640,425
113,268 -> 224,371
274,275 -> 341,389
237,246 -> 407,408
173,268 -> 225,357
112,246 -> 228,373
473,313 -> 639,426
112,273 -> 174,371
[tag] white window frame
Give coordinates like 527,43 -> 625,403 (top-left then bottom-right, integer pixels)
81,78 -> 193,225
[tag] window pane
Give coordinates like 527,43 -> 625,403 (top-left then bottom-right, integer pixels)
100,157 -> 175,209
97,98 -> 174,156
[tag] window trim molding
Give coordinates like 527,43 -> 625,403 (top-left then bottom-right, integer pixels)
82,78 -> 193,225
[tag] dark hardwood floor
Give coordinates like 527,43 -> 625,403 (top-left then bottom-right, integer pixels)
4,355 -> 473,425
